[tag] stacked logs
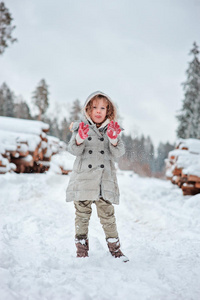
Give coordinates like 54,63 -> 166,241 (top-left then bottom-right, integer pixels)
0,116 -> 69,174
165,138 -> 200,195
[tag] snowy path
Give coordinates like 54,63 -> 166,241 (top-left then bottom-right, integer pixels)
0,171 -> 200,300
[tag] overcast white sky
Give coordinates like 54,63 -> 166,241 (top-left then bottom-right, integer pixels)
1,0 -> 200,147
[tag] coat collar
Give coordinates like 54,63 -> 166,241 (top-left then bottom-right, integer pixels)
81,115 -> 109,137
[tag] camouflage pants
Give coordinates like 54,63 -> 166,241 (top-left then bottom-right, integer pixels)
74,199 -> 119,240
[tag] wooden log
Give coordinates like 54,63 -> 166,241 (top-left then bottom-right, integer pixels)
175,176 -> 181,184
38,149 -> 44,160
43,156 -> 51,162
0,163 -> 7,168
60,167 -> 71,175
29,146 -> 40,161
42,147 -> 48,155
173,167 -> 182,176
15,164 -> 26,173
169,155 -> 175,160
171,177 -> 176,185
182,188 -> 200,196
42,128 -> 49,133
18,150 -> 29,157
40,134 -> 48,142
40,165 -> 50,173
37,160 -> 50,173
32,161 -> 43,173
11,156 -> 34,167
0,168 -> 7,174
9,150 -> 18,158
181,183 -> 200,196
195,182 -> 200,189
181,171 -> 188,178
187,175 -> 200,182
177,176 -> 188,188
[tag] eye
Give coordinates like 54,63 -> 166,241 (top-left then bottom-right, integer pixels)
101,107 -> 105,110
93,106 -> 96,109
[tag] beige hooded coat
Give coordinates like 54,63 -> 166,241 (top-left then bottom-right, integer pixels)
66,91 -> 125,204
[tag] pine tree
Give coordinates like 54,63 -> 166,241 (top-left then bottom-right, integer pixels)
155,142 -> 174,173
0,2 -> 17,55
0,82 -> 14,117
144,136 -> 154,174
0,84 -> 4,116
32,79 -> 49,121
177,42 -> 200,138
14,96 -> 32,119
70,99 -> 82,122
61,117 -> 71,142
50,117 -> 61,139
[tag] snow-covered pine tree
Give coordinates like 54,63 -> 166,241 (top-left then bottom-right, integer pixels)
0,82 -> 14,117
61,117 -> 71,142
0,84 -> 4,116
144,136 -> 154,173
32,79 -> 49,121
69,99 -> 82,122
49,117 -> 61,139
13,96 -> 32,119
177,42 -> 200,138
0,2 -> 17,55
155,142 -> 174,173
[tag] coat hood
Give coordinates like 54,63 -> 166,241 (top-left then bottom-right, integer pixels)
83,91 -> 117,123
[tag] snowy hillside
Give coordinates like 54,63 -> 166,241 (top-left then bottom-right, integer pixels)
0,171 -> 200,300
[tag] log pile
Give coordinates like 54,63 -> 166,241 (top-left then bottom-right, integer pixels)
0,116 -> 70,174
165,138 -> 200,195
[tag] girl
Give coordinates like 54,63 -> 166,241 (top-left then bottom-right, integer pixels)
66,91 -> 128,262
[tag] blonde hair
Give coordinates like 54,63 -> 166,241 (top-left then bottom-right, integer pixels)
85,95 -> 116,122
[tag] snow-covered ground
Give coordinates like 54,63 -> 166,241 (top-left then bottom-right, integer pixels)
1,171 -> 200,300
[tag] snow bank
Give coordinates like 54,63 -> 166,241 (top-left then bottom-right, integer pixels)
0,129 -> 41,152
0,172 -> 200,299
166,138 -> 200,195
0,117 -> 68,174
176,138 -> 200,154
0,116 -> 49,136
49,151 -> 75,174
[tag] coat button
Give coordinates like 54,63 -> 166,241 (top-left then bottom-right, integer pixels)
88,164 -> 92,168
88,137 -> 92,141
100,150 -> 104,154
89,150 -> 93,154
100,137 -> 104,141
100,164 -> 104,168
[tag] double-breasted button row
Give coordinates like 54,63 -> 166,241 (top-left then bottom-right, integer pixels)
88,150 -> 104,154
88,136 -> 104,141
88,164 -> 104,168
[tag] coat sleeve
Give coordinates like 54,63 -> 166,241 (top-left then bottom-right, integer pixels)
108,135 -> 125,159
67,122 -> 85,156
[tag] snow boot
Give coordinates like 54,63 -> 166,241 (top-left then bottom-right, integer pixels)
107,238 -> 129,262
75,238 -> 89,257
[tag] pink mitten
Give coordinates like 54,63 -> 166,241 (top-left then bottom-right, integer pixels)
107,121 -> 121,145
76,122 -> 89,144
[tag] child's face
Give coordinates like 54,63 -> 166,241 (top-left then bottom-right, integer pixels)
90,99 -> 107,124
